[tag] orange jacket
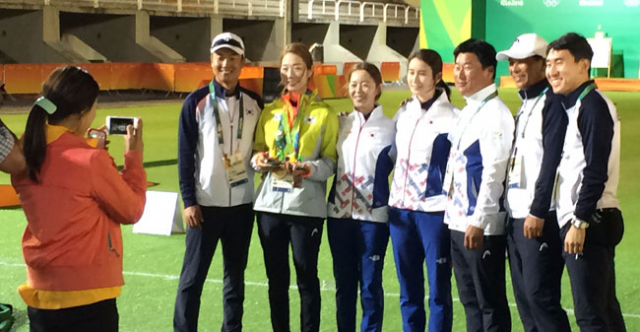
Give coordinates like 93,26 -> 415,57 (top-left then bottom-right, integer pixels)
12,130 -> 146,292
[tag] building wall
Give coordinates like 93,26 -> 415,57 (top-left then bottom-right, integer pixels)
224,19 -> 284,62
0,9 -> 67,63
339,24 -> 377,60
388,26 -> 419,57
291,23 -> 329,48
60,12 -> 158,62
150,16 -> 213,62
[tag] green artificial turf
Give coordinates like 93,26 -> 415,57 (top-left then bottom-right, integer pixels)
1,88 -> 639,331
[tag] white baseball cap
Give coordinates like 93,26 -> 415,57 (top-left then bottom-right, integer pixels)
210,32 -> 244,56
496,33 -> 548,61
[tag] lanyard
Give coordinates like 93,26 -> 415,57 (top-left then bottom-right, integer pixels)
275,95 -> 307,162
571,82 -> 596,122
209,81 -> 244,149
577,83 -> 596,103
507,87 -> 549,179
515,87 -> 549,139
453,90 -> 499,150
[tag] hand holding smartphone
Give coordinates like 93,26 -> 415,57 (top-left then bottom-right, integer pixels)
87,128 -> 107,149
124,118 -> 144,153
103,116 -> 143,153
106,116 -> 139,135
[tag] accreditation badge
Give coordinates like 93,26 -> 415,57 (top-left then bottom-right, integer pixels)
224,151 -> 249,187
551,172 -> 560,204
507,147 -> 524,189
271,169 -> 294,193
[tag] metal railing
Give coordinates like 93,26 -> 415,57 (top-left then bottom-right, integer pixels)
383,3 -> 418,24
306,0 -> 418,25
333,0 -> 358,21
361,2 -> 384,21
2,0 -> 284,17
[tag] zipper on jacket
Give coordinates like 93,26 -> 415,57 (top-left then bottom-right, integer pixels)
402,115 -> 424,207
229,122 -> 234,206
228,96 -> 239,207
350,115 -> 366,216
107,232 -> 120,257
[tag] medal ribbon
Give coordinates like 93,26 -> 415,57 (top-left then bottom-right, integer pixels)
274,92 -> 309,162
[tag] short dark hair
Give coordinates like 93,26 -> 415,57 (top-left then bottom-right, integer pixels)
347,62 -> 383,101
547,32 -> 594,63
408,49 -> 451,98
454,39 -> 498,79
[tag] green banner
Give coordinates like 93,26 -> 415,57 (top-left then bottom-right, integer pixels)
420,0 -> 473,62
486,0 -> 640,78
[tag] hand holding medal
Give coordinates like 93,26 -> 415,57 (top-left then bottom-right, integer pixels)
281,161 -> 310,188
254,151 -> 283,172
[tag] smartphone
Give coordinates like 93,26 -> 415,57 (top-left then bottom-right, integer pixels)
87,128 -> 107,149
106,116 -> 138,135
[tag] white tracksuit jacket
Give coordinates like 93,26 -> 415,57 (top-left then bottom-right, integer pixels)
389,90 -> 460,212
328,106 -> 396,222
505,80 -> 552,219
178,83 -> 262,208
444,84 -> 515,235
555,81 -> 620,227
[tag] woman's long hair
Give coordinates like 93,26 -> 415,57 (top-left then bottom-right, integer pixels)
408,49 -> 451,99
23,66 -> 99,182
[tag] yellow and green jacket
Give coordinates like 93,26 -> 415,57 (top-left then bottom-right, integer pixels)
253,90 -> 338,218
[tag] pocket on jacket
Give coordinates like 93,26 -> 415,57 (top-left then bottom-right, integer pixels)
425,164 -> 443,198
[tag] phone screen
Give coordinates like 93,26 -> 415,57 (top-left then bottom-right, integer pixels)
108,117 -> 134,135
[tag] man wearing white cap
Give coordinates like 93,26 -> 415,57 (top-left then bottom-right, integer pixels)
497,33 -> 571,332
174,32 -> 263,332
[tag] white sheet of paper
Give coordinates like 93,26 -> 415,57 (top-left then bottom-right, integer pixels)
587,37 -> 611,69
133,191 -> 185,236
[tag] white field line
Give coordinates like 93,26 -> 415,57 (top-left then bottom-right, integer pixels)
2,261 -> 639,319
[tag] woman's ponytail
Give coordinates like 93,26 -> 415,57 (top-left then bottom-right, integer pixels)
436,80 -> 451,100
23,105 -> 49,182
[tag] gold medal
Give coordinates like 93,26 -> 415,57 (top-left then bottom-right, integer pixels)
272,168 -> 287,179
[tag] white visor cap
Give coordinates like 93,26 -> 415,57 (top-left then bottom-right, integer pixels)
210,32 -> 244,56
496,33 -> 548,61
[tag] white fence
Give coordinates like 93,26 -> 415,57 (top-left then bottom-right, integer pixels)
304,0 -> 419,25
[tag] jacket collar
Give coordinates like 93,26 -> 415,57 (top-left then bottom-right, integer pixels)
416,89 -> 443,111
45,124 -> 94,147
464,83 -> 497,105
562,80 -> 596,109
518,79 -> 550,101
281,90 -> 317,108
212,79 -> 240,99
45,124 -> 71,144
353,104 -> 383,122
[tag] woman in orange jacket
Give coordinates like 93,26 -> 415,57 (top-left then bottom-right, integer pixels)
11,66 -> 147,332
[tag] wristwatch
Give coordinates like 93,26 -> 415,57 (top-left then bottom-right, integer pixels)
571,217 -> 590,229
